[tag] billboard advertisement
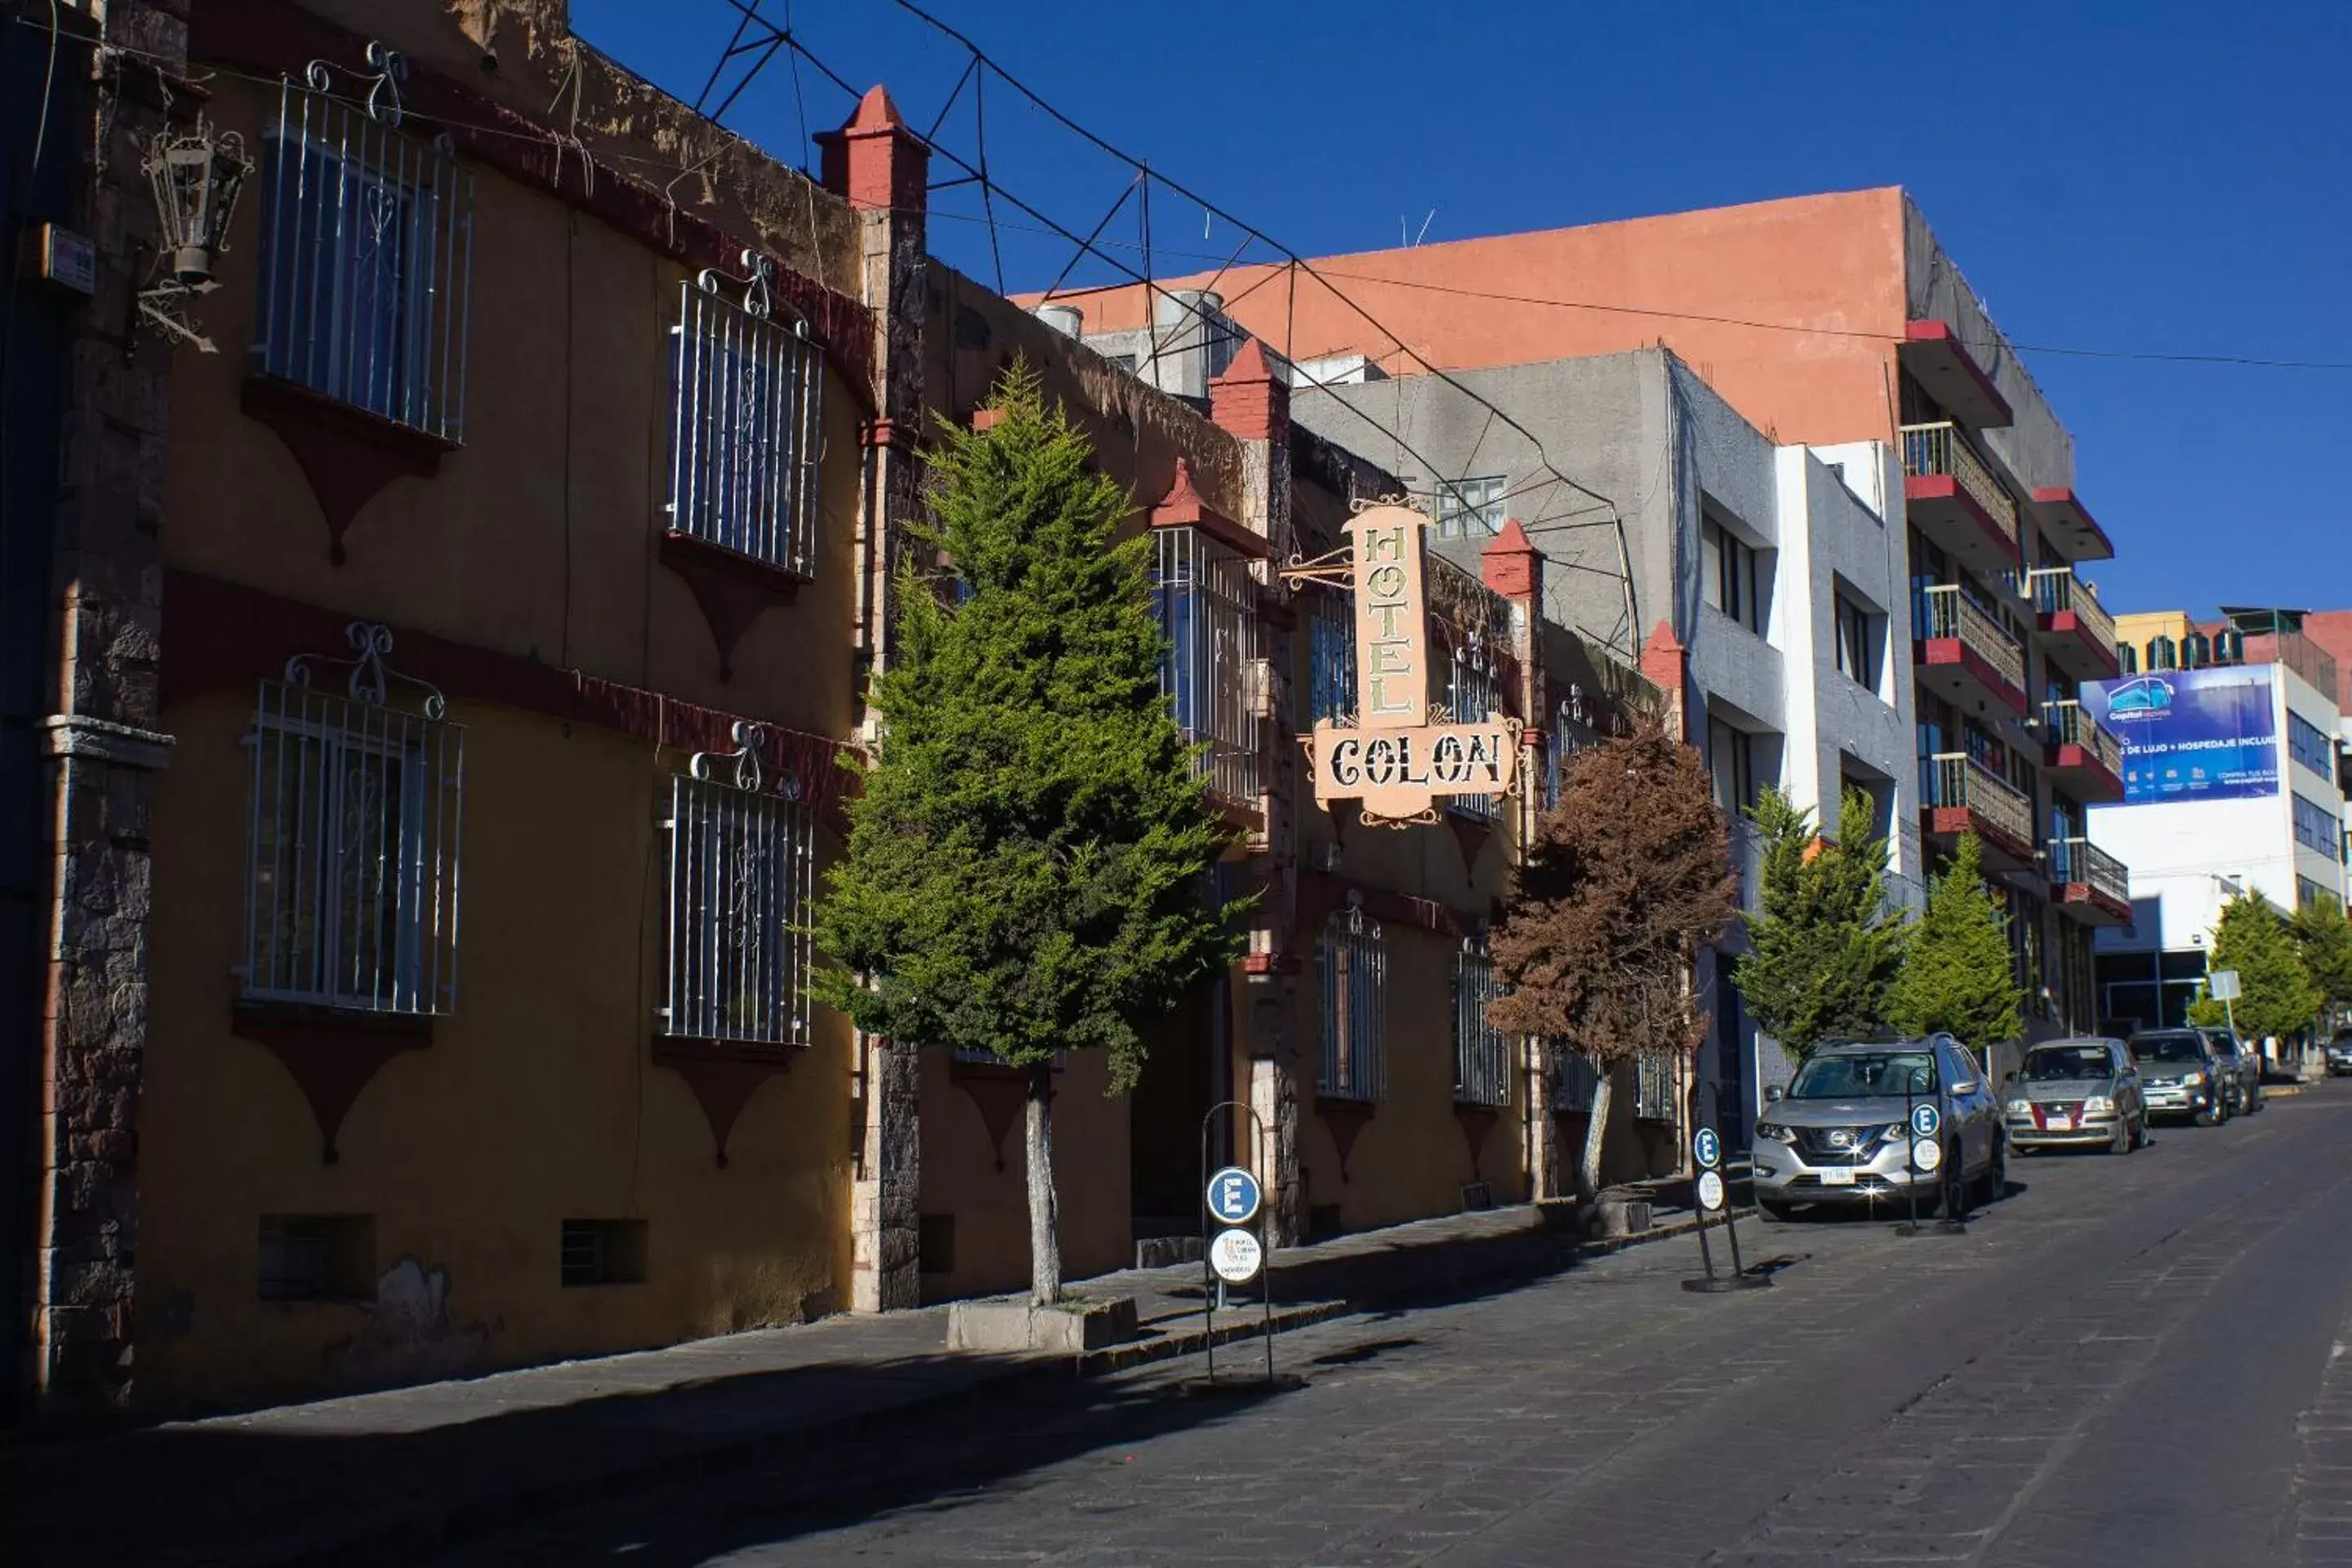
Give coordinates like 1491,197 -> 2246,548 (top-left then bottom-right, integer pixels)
2082,665 -> 2278,805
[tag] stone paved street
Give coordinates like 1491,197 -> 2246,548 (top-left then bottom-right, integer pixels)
424,1081 -> 2352,1567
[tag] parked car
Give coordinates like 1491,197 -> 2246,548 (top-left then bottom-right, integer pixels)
2003,1038 -> 2145,1155
1753,1035 -> 2006,1219
2128,1029 -> 2229,1125
2328,1029 -> 2352,1077
2199,1027 -> 2264,1114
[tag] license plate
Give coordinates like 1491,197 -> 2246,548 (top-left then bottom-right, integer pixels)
2046,1114 -> 2071,1132
1819,1168 -> 1856,1187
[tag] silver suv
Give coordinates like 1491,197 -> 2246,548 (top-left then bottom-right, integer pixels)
1754,1036 -> 2007,1220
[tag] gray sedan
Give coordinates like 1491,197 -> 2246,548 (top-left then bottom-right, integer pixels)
2003,1038 -> 2145,1154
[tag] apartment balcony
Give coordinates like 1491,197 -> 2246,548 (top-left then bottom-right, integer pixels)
1900,422 -> 2023,577
1900,321 -> 2014,429
1922,752 -> 2038,871
2040,700 -> 2126,804
2027,568 -> 2122,682
1914,584 -> 2029,719
2028,487 -> 2114,563
2048,835 -> 2132,925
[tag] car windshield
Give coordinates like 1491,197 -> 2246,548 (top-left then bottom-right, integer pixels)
2132,1034 -> 2206,1063
1788,1051 -> 1937,1099
2023,1047 -> 2109,1081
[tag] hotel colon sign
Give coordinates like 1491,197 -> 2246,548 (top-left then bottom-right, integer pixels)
1302,507 -> 1521,822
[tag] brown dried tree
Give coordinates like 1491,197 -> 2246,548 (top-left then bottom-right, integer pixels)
1486,711 -> 1740,1203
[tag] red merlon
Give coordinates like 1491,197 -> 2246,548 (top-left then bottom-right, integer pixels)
1209,337 -> 1289,443
1481,517 -> 1540,600
816,85 -> 929,217
1638,619 -> 1686,698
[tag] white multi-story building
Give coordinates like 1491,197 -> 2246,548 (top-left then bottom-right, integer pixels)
2088,619 -> 2350,1033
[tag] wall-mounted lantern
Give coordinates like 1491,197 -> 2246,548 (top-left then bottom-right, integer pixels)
143,118 -> 251,289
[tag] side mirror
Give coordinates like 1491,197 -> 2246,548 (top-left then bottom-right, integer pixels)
1953,1080 -> 1978,1096
1764,1085 -> 1785,1103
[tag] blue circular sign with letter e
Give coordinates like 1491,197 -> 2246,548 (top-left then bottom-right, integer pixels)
1692,1128 -> 1722,1170
1911,1102 -> 1941,1139
1205,1166 -> 1262,1226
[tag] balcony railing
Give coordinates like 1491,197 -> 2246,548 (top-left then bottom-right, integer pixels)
2049,835 -> 2129,906
1916,584 -> 2026,694
1900,421 -> 2020,548
2042,699 -> 2124,778
1925,752 -> 2034,850
2027,567 -> 2118,648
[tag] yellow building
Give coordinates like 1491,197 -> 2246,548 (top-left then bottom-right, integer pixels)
19,0 -> 1682,1420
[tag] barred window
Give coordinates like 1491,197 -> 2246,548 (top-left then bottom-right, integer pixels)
1316,910 -> 1386,1102
242,630 -> 463,1015
668,259 -> 824,578
1545,696 -> 1597,813
255,64 -> 473,440
1306,591 -> 1356,725
1454,944 -> 1510,1107
661,728 -> 813,1048
1444,646 -> 1505,822
1154,526 -> 1262,804
1553,1047 -> 1600,1113
1431,475 -> 1507,539
1633,1054 -> 1679,1123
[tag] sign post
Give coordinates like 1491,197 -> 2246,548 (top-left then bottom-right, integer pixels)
1682,1085 -> 1769,1293
1190,1102 -> 1300,1393
2210,968 -> 2242,1040
1892,1075 -> 1962,1237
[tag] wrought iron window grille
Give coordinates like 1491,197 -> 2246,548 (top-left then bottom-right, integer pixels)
1152,525 -> 1263,804
667,252 -> 824,579
241,624 -> 463,1016
1316,904 -> 1388,1102
1453,940 -> 1510,1107
660,723 -> 813,1049
254,44 -> 474,439
1443,647 -> 1505,822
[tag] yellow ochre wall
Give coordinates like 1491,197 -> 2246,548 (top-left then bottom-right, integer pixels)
136,75 -> 866,1410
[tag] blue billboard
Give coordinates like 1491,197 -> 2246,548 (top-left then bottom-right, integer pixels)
2082,665 -> 2279,804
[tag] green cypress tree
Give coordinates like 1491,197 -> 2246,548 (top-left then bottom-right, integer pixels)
1883,832 -> 2023,1058
1732,785 -> 1907,1061
2189,893 -> 2322,1044
2288,898 -> 2352,1033
813,362 -> 1243,1307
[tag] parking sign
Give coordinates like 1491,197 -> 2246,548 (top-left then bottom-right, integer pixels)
1911,1102 -> 1940,1139
1692,1127 -> 1722,1170
1205,1167 -> 1262,1227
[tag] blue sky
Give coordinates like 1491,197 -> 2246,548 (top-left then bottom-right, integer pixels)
575,0 -> 2350,617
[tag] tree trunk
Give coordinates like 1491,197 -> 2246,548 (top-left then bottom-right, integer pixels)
1024,1062 -> 1062,1307
1579,1064 -> 1611,1203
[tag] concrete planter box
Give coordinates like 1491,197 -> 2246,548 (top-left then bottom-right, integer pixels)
947,1294 -> 1141,1353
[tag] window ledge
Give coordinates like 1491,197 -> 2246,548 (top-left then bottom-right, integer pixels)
650,1034 -> 798,1169
658,530 -> 811,682
230,1000 -> 434,1165
242,376 -> 458,565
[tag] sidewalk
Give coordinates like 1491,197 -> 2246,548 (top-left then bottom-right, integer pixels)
3,1192 -> 1744,1567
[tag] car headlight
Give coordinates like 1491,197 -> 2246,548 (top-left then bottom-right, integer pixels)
1874,1123 -> 1907,1144
1757,1120 -> 1797,1144
2082,1095 -> 2114,1116
2182,1071 -> 2205,1085
2007,1098 -> 2033,1115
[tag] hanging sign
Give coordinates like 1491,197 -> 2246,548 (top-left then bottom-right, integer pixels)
1308,506 -> 1519,826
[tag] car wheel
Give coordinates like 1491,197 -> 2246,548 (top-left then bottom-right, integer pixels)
2132,1113 -> 2150,1150
2108,1116 -> 2130,1155
1983,1136 -> 2009,1200
2194,1100 -> 2216,1128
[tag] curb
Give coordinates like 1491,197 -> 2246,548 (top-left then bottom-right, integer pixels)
251,1205 -> 1728,1566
